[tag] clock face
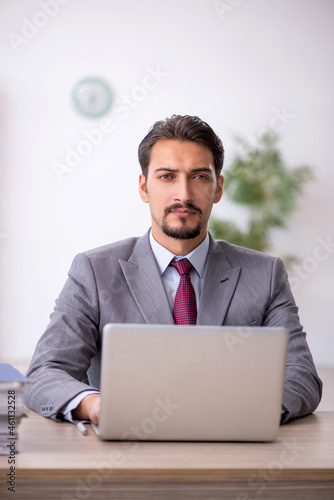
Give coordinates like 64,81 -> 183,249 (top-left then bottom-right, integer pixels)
72,77 -> 112,118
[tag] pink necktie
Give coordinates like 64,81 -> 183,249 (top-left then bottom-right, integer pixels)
169,259 -> 197,325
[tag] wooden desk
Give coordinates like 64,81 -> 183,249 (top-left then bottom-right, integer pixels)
1,411 -> 333,499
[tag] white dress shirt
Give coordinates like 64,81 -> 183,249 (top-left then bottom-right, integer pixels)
63,231 -> 210,422
149,230 -> 209,310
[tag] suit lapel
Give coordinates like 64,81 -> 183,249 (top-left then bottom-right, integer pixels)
119,233 -> 174,324
119,231 -> 242,326
197,237 -> 241,325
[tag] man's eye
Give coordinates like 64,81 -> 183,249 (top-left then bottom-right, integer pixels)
159,174 -> 173,180
194,174 -> 208,180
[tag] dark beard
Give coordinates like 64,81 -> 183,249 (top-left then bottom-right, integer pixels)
161,219 -> 202,240
158,203 -> 203,240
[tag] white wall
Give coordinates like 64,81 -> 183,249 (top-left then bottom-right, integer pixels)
0,0 -> 333,366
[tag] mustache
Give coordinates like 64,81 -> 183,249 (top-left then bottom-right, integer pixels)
164,203 -> 202,216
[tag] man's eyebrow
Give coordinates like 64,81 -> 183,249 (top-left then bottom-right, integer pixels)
153,167 -> 213,173
190,168 -> 213,174
154,167 -> 178,173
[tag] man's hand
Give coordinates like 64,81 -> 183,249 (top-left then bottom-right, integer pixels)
72,393 -> 100,424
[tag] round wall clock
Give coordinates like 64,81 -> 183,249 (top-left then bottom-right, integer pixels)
72,77 -> 113,118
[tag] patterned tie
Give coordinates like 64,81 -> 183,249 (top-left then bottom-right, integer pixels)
169,259 -> 197,325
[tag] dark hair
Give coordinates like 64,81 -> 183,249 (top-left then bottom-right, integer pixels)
138,114 -> 224,179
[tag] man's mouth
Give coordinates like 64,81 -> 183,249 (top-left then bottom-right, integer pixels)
170,208 -> 196,217
165,204 -> 202,218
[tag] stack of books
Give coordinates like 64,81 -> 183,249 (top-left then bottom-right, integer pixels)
0,363 -> 29,455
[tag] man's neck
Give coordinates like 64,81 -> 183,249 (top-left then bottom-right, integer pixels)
150,229 -> 207,256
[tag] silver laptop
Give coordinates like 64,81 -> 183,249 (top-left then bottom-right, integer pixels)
94,324 -> 289,442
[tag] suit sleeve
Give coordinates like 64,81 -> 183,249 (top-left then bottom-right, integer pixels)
24,253 -> 101,421
263,257 -> 322,423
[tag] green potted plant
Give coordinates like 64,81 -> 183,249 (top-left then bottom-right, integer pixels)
210,131 -> 314,264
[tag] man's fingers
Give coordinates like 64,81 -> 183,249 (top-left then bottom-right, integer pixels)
88,396 -> 100,425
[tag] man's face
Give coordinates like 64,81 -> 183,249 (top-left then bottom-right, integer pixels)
139,139 -> 223,253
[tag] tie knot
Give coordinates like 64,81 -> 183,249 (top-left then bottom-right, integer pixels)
169,258 -> 193,276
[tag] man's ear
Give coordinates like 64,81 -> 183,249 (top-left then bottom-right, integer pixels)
214,175 -> 224,204
139,174 -> 149,203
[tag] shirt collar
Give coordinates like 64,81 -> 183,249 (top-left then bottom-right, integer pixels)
149,230 -> 209,278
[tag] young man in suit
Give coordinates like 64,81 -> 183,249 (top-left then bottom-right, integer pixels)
25,115 -> 322,425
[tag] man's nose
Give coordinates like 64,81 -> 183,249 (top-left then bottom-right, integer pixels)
174,178 -> 193,204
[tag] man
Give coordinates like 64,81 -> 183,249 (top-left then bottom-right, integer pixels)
25,114 -> 322,425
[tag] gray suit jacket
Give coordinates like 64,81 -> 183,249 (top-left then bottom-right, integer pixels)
25,231 -> 322,423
